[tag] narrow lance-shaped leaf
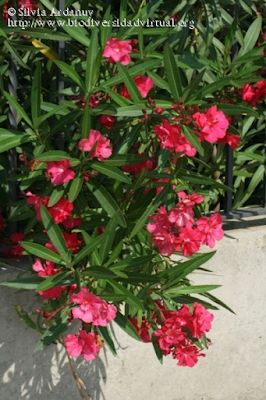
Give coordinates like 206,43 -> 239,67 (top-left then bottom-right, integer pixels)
4,91 -> 33,128
117,63 -> 142,102
164,43 -> 183,100
31,62 -> 41,125
115,311 -> 141,341
86,180 -> 127,227
129,185 -> 170,239
40,205 -> 69,263
21,241 -> 64,264
85,28 -> 99,95
73,234 -> 107,265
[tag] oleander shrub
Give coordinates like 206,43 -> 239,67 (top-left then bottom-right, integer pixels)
0,0 -> 265,392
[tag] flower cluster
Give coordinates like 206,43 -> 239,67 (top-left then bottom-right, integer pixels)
154,119 -> 197,156
65,330 -> 101,361
241,81 -> 266,106
70,287 -> 117,326
153,302 -> 213,367
26,192 -> 73,223
147,192 -> 223,256
63,287 -> 117,361
192,105 -> 229,143
78,129 -> 113,161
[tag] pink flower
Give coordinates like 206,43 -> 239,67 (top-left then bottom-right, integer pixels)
193,106 -> 229,143
177,304 -> 214,339
153,325 -> 186,353
173,343 -> 205,367
147,206 -> 170,235
197,213 -> 224,248
122,154 -> 156,178
26,193 -> 73,223
103,38 -> 132,65
178,192 -> 204,206
168,204 -> 194,228
175,223 -> 202,256
98,115 -> 115,130
78,129 -> 112,161
242,81 -> 266,106
26,192 -> 48,220
154,119 -> 196,156
70,287 -> 117,326
62,217 -> 82,229
46,232 -> 82,254
217,133 -> 240,149
64,330 -> 100,361
152,230 -> 178,256
242,83 -> 257,105
32,258 -> 64,299
46,160 -> 75,186
48,198 -> 74,224
129,318 -> 151,343
121,75 -> 154,99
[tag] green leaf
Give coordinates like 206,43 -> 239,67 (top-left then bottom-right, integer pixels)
103,88 -> 132,107
0,276 -> 44,290
36,150 -> 79,163
98,326 -> 117,355
21,241 -> 64,263
152,340 -> 163,364
85,28 -> 99,94
216,104 -> 258,117
36,270 -> 71,292
165,284 -> 221,295
147,71 -> 170,92
183,70 -> 205,102
107,280 -> 144,310
161,252 -> 216,288
182,126 -> 204,156
101,60 -> 161,88
14,305 -> 41,332
101,6 -> 112,48
110,254 -> 155,271
91,162 -> 131,184
129,185 -> 170,239
81,107 -> 91,139
99,216 -> 118,264
40,205 -> 69,263
48,186 -> 65,207
31,63 -> 41,125
73,234 -> 107,265
115,311 -> 141,341
0,132 -> 31,153
68,175 -> 83,203
35,307 -> 70,351
240,16 -> 262,56
4,40 -> 31,70
86,180 -> 127,227
4,91 -> 33,128
202,293 -> 235,314
82,266 -> 117,279
60,18 -> 91,47
117,64 -> 142,102
164,43 -> 183,100
54,61 -> 84,89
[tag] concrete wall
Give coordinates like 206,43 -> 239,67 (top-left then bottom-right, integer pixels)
1,217 -> 266,400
